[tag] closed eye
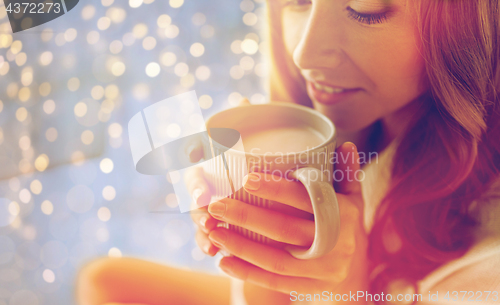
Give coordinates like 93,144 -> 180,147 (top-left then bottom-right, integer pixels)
346,7 -> 389,25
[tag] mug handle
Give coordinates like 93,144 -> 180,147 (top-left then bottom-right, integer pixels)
285,167 -> 340,259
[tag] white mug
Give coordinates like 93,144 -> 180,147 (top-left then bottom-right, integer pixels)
202,102 -> 340,259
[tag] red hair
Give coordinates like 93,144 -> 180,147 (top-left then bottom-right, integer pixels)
369,0 -> 500,298
265,0 -> 500,299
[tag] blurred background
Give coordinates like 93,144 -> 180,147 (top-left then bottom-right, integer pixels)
0,0 -> 268,303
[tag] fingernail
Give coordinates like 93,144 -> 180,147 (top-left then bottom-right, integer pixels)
219,249 -> 232,257
209,230 -> 227,248
208,202 -> 226,218
219,260 -> 237,277
202,242 -> 211,254
192,188 -> 203,206
199,215 -> 208,227
186,143 -> 196,158
243,173 -> 260,191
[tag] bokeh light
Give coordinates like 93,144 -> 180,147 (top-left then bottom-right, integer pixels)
143,36 -> 157,50
67,77 -> 81,91
195,66 -> 210,81
108,247 -> 122,257
198,95 -> 213,109
30,180 -> 43,195
43,269 -> 56,283
157,14 -> 172,28
164,25 -> 179,38
19,189 -> 31,203
34,154 -> 49,172
74,102 -> 88,117
65,28 -> 78,42
102,0 -> 115,6
100,158 -> 114,173
108,123 -> 123,138
145,62 -> 161,77
82,5 -> 96,20
40,51 -> 53,66
109,40 -> 123,54
111,61 -> 126,76
43,100 -> 56,115
81,130 -> 95,145
129,0 -> 143,8
174,62 -> 188,77
97,17 -> 112,30
41,200 -> 54,215
189,43 -> 204,57
39,83 -> 51,97
91,86 -> 105,100
16,107 -> 28,122
97,207 -> 111,222
241,38 -> 259,54
169,0 -> 184,8
133,23 -> 148,39
102,185 -> 116,201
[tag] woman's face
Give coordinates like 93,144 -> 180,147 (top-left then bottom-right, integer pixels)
281,0 -> 428,132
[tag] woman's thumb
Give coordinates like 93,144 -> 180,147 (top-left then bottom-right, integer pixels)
335,142 -> 362,195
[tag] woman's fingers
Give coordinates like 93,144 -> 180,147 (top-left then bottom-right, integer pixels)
185,136 -> 204,163
208,198 -> 314,246
184,166 -> 212,208
190,201 -> 220,256
187,145 -> 204,163
195,228 -> 219,256
184,166 -> 219,256
218,257 -> 325,295
208,228 -> 324,279
242,172 -> 314,213
190,206 -> 219,234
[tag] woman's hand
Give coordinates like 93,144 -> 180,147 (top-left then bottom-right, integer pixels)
187,166 -> 221,256
188,98 -> 251,257
207,142 -> 368,297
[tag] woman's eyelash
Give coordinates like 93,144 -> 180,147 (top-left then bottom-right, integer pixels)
346,7 -> 389,25
282,1 -> 390,25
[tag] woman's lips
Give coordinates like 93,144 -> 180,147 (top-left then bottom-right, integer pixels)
306,81 -> 361,106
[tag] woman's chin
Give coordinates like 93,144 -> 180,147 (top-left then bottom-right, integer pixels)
312,100 -> 377,131
323,115 -> 377,135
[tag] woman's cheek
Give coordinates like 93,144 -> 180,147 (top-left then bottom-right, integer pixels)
362,36 -> 427,111
282,11 -> 310,58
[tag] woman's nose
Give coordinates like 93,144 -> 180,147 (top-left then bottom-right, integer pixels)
292,4 -> 346,71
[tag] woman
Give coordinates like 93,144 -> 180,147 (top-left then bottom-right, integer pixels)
76,0 -> 500,304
